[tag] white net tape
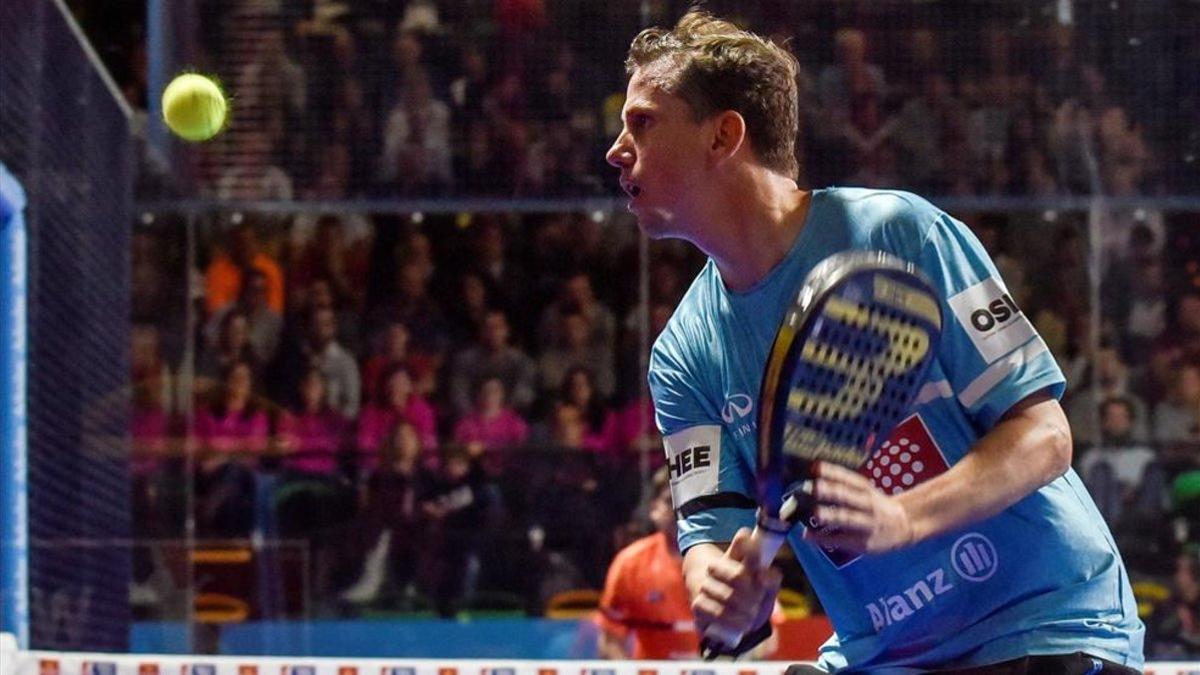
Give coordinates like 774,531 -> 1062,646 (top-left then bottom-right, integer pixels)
2,635 -> 1198,675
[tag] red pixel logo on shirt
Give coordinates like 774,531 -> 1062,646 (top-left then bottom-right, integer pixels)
817,414 -> 949,568
860,414 -> 949,494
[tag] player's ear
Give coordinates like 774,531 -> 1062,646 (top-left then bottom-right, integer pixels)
707,110 -> 746,166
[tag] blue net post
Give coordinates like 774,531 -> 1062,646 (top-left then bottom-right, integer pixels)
0,162 -> 29,648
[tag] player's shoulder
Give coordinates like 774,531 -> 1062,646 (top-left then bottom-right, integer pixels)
820,187 -> 949,252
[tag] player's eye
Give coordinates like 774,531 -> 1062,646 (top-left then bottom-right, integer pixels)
629,114 -> 651,131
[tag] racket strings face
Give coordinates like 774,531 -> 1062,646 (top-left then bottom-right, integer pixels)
777,277 -> 938,466
757,255 -> 942,529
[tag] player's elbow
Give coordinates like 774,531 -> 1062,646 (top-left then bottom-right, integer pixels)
1041,415 -> 1073,483
1006,394 -> 1073,486
1028,404 -> 1073,485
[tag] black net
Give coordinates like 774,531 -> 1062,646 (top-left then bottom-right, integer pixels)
0,0 -> 134,652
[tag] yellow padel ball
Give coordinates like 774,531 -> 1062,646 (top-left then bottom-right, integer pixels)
161,73 -> 228,142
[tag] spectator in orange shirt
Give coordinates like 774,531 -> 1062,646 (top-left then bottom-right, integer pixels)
205,222 -> 285,314
596,467 -> 779,659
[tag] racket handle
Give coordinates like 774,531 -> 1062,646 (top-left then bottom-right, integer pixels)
749,524 -> 789,570
699,525 -> 787,658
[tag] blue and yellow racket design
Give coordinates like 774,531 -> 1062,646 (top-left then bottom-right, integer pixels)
703,250 -> 943,657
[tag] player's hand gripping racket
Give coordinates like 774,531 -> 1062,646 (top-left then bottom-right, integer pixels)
699,250 -> 943,659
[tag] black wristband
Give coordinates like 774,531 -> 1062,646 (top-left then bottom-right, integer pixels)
699,620 -> 773,660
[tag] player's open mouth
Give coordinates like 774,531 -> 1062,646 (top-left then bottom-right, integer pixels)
621,180 -> 641,198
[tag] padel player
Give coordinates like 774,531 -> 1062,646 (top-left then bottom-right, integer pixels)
605,9 -> 1144,672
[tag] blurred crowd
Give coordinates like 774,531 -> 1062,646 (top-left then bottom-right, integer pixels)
130,210 -> 686,621
66,0 -> 1200,660
71,0 -> 1199,199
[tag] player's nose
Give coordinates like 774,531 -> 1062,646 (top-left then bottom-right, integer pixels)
606,132 -> 633,169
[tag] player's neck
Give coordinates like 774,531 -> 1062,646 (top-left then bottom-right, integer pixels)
705,174 -> 810,293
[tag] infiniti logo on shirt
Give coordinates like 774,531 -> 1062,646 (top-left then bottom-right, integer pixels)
721,394 -> 753,423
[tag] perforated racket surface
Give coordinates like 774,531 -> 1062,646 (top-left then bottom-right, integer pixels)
702,250 -> 943,658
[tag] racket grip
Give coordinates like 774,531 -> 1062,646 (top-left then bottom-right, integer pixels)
699,525 -> 787,659
750,524 -> 788,569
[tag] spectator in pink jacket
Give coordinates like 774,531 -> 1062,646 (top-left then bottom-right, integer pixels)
278,368 -> 350,475
599,395 -> 661,462
452,376 -> 530,456
193,359 -> 269,536
558,366 -> 610,453
358,364 -> 438,463
194,360 -> 270,461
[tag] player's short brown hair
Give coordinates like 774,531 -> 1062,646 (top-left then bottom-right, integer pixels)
625,9 -> 800,179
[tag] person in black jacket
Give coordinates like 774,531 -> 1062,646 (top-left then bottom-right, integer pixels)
423,444 -> 490,616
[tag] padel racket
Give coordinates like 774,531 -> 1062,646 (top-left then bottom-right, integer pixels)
701,250 -> 943,658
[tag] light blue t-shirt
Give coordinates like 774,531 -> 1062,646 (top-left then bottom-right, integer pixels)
649,188 -> 1144,672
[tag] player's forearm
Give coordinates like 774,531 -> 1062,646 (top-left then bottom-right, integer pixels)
895,395 -> 1072,544
682,542 -> 726,601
